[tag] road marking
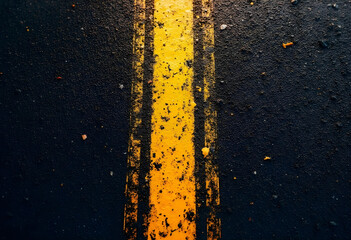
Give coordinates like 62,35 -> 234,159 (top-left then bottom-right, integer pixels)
123,0 -> 145,239
148,0 -> 196,239
202,0 -> 221,239
124,0 -> 220,239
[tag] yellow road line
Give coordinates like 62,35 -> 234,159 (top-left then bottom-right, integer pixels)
148,0 -> 196,239
123,0 -> 145,239
202,0 -> 221,239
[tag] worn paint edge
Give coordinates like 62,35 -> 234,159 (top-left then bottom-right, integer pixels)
123,0 -> 146,239
202,0 -> 221,239
193,0 -> 208,239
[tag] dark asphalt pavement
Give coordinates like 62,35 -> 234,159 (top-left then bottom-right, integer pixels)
1,0 -> 350,239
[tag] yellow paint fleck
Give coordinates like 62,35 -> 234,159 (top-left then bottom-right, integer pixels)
148,0 -> 196,239
250,2 -> 254,5
264,156 -> 271,161
202,147 -> 210,158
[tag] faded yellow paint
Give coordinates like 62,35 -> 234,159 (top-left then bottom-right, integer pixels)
202,0 -> 221,239
148,0 -> 196,239
123,0 -> 145,239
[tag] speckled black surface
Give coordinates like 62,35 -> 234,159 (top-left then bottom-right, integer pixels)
216,1 -> 351,239
1,0 -> 350,239
1,1 -> 132,239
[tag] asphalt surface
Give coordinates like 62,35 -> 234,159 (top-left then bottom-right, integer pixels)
1,0 -> 351,240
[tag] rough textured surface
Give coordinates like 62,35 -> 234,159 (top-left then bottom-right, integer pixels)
1,0 -> 132,239
216,0 -> 351,239
1,0 -> 350,239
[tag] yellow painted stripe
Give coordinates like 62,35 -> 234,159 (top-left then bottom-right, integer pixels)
148,0 -> 196,239
123,0 -> 145,239
202,0 -> 221,239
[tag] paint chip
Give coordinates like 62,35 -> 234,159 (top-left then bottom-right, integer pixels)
202,147 -> 210,158
81,134 -> 87,140
282,42 -> 294,48
264,156 -> 271,161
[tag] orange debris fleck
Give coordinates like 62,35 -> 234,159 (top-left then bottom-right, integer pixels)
56,76 -> 62,80
81,134 -> 87,140
264,156 -> 271,161
250,201 -> 254,205
282,42 -> 294,48
72,4 -> 76,8
60,183 -> 64,187
233,177 -> 237,180
202,147 -> 210,158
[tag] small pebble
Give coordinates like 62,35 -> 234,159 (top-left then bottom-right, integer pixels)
329,221 -> 337,226
335,122 -> 343,128
319,40 -> 329,48
220,24 -> 227,30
